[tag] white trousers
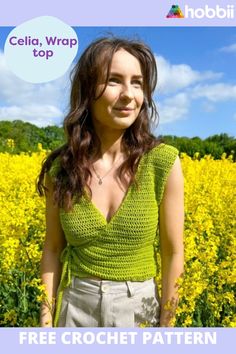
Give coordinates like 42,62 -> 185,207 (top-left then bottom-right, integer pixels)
57,277 -> 160,327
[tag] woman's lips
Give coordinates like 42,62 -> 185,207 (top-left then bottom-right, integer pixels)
113,107 -> 134,116
113,107 -> 134,112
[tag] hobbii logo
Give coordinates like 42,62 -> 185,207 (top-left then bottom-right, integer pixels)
185,4 -> 234,19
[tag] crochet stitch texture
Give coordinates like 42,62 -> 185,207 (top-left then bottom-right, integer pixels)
49,143 -> 179,326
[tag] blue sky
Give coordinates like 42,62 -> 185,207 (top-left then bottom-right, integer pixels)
0,26 -> 236,138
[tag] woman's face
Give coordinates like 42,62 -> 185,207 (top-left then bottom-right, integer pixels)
90,49 -> 144,131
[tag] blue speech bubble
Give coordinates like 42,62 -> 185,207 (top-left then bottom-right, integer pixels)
4,16 -> 78,83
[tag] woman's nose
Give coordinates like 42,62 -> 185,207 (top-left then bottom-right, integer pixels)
120,84 -> 134,100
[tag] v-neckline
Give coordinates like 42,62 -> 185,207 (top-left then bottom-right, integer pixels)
86,182 -> 133,225
83,153 -> 147,226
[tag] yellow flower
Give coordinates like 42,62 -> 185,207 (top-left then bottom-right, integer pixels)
0,150 -> 235,327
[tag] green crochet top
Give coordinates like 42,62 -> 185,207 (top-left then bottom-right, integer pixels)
49,143 -> 179,326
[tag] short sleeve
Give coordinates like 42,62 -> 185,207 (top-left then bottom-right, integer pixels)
151,144 -> 179,205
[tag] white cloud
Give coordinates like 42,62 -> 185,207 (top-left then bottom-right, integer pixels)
0,51 -> 71,126
201,101 -> 216,113
0,49 -> 235,129
153,55 -> 236,125
155,55 -> 223,95
157,81 -> 236,125
158,93 -> 190,124
219,43 -> 236,53
0,105 -> 63,126
191,83 -> 236,102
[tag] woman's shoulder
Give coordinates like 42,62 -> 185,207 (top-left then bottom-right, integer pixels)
46,144 -> 66,179
48,156 -> 60,179
147,143 -> 179,166
145,144 -> 180,204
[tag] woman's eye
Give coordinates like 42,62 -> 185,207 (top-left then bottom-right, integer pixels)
108,77 -> 143,88
108,77 -> 120,84
132,80 -> 143,87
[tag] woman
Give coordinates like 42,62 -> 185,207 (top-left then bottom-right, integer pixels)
37,36 -> 184,328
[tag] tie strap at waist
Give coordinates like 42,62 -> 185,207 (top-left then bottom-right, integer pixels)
53,244 -> 73,327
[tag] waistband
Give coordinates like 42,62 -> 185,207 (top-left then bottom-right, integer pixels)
53,244 -> 158,327
71,276 -> 156,297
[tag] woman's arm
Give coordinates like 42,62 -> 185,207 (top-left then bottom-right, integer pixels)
159,156 -> 184,327
40,174 -> 67,327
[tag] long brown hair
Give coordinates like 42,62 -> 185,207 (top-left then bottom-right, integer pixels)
37,36 -> 161,210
